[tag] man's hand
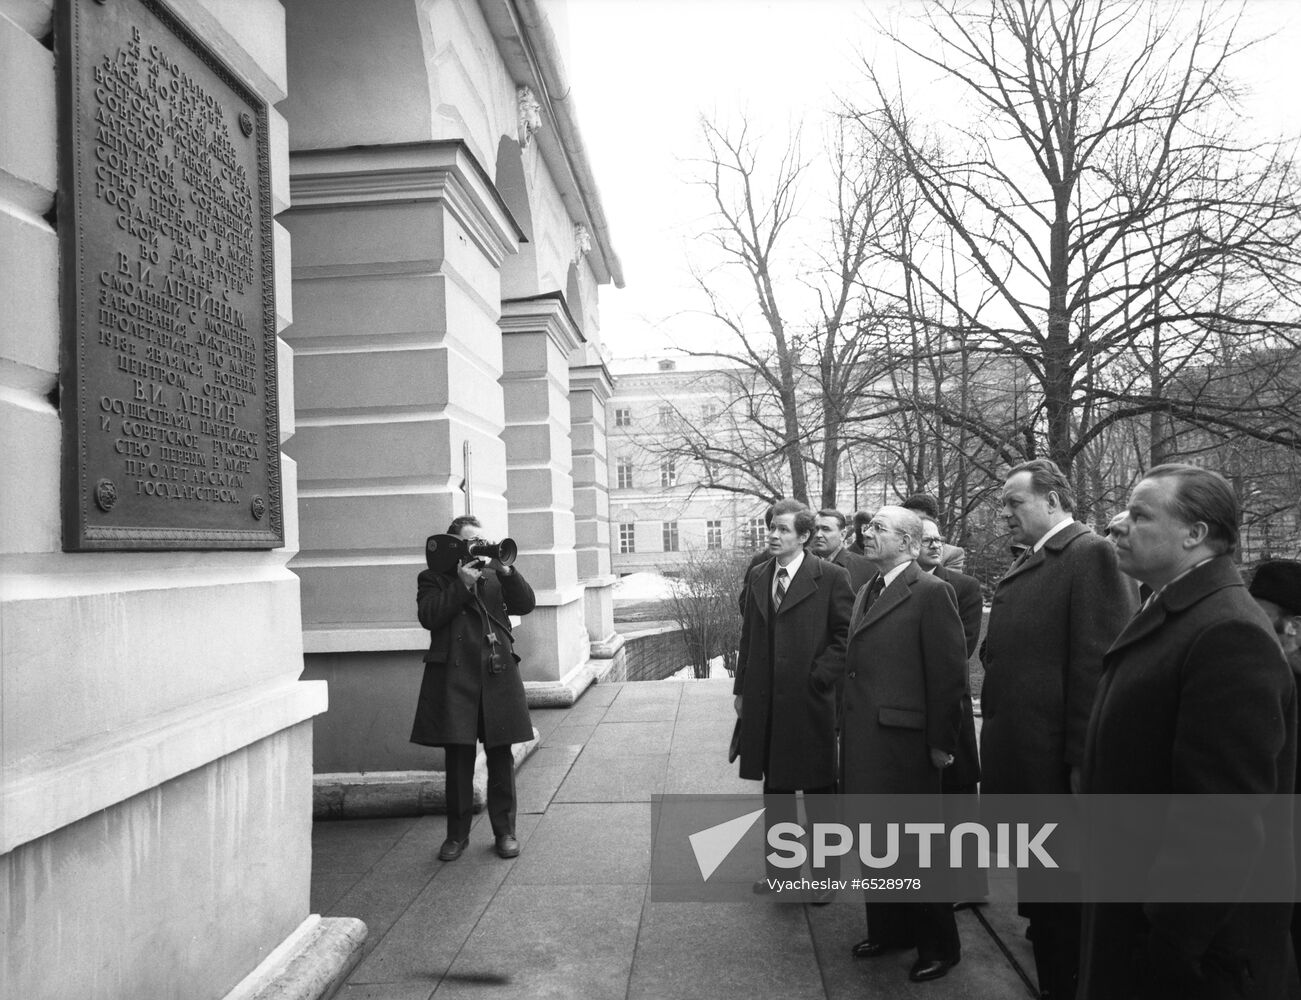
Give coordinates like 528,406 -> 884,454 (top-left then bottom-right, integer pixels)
734,695 -> 743,717
929,747 -> 955,770
457,560 -> 484,591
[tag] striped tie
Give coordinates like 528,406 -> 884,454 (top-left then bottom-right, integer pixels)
774,566 -> 788,610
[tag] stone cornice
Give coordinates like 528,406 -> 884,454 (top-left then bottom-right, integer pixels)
500,293 -> 584,357
569,363 -> 614,405
477,0 -> 624,288
288,140 -> 524,268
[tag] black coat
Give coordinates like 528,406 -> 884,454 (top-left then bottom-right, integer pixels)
825,545 -> 875,595
409,564 -> 535,749
1079,557 -> 1298,1000
980,522 -> 1136,794
932,565 -> 983,790
733,555 -> 853,789
840,562 -> 967,795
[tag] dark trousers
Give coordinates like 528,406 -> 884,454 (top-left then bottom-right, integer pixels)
762,779 -> 838,880
1023,900 -> 1081,1000
444,742 -> 516,841
866,901 -> 960,963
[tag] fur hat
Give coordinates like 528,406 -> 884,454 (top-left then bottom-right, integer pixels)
1249,560 -> 1301,615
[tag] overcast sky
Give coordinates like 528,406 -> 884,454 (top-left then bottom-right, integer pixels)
556,0 -> 1301,370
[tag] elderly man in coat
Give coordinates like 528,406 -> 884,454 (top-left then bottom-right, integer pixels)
842,505 -> 968,983
981,458 -> 1136,1000
734,498 -> 854,895
411,515 -> 536,862
1080,465 -> 1298,1000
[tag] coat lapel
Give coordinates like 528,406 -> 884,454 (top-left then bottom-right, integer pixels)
851,562 -> 916,637
776,555 -> 818,615
998,521 -> 1087,586
1105,556 -> 1242,658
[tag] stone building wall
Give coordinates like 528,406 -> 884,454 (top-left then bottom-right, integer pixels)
0,1 -> 344,996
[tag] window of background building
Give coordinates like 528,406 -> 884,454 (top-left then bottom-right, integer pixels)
706,519 -> 722,549
747,516 -> 766,549
658,405 -> 673,426
703,403 -> 719,424
619,523 -> 635,554
614,407 -> 632,427
662,521 -> 680,552
660,458 -> 677,488
616,458 -> 634,489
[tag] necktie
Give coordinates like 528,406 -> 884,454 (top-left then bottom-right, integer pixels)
864,575 -> 884,610
774,566 -> 788,610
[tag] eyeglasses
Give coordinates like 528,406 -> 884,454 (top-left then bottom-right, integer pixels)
864,521 -> 902,536
921,537 -> 945,547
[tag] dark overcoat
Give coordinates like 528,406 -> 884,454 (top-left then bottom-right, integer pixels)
932,565 -> 983,790
827,545 -> 874,595
1079,556 -> 1298,1000
733,555 -> 853,789
840,562 -> 967,795
409,564 -> 536,749
980,522 -> 1135,795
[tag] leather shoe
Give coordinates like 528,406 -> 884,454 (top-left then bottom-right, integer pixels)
952,899 -> 987,911
908,957 -> 957,982
851,938 -> 908,959
494,834 -> 520,859
808,887 -> 835,906
438,837 -> 468,862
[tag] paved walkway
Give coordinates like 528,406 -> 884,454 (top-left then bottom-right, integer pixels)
313,680 -> 1041,999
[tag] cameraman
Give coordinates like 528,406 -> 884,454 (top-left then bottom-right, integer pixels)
410,515 -> 536,861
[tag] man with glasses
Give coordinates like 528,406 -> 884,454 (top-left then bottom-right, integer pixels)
902,494 -> 966,572
981,459 -> 1135,1000
917,516 -> 986,910
842,506 -> 967,982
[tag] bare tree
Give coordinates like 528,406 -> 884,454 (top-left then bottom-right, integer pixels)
663,546 -> 750,678
848,0 -> 1301,489
660,116 -> 905,509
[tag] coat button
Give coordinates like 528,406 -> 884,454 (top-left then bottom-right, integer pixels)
848,671 -> 856,678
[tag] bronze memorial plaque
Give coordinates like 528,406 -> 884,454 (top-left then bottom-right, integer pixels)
56,0 -> 282,550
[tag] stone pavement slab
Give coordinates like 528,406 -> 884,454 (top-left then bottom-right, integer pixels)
432,884 -> 645,999
552,752 -> 669,802
312,679 -> 1045,1000
345,813 -> 543,987
505,801 -> 651,885
630,899 -> 824,1000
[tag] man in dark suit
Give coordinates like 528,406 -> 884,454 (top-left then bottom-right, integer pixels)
734,499 -> 854,896
917,515 -> 986,908
810,508 -> 874,594
848,510 -> 872,555
410,515 -> 536,862
842,505 -> 968,982
902,494 -> 966,572
980,459 -> 1136,1000
1080,465 -> 1297,1000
